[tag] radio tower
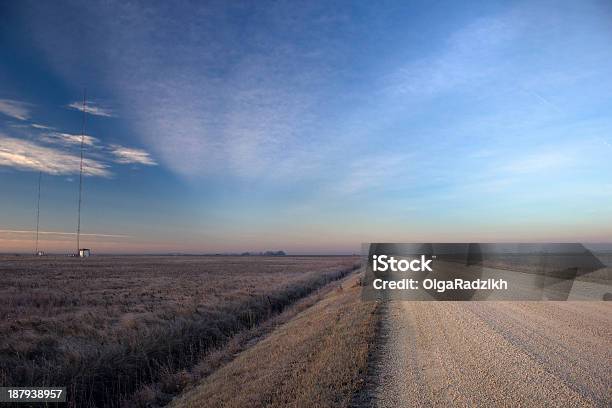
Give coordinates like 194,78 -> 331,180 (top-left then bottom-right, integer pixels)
35,171 -> 41,254
76,89 -> 87,256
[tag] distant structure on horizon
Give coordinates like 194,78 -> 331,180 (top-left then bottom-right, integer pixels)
34,170 -> 42,255
240,250 -> 286,256
76,90 -> 89,258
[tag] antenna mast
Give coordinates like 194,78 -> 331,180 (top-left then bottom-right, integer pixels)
77,89 -> 87,255
35,171 -> 41,254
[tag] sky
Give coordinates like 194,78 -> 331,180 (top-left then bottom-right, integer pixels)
0,0 -> 611,254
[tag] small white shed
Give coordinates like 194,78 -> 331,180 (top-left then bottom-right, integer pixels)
79,248 -> 91,257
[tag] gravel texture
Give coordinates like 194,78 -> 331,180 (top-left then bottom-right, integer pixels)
371,301 -> 611,407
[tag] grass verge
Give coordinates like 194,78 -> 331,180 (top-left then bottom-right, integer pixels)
170,273 -> 380,408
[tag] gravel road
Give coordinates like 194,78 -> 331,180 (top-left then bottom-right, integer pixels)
369,301 -> 611,407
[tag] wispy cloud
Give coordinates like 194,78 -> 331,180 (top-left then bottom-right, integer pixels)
335,154 -> 411,195
110,145 -> 157,165
0,99 -> 31,120
42,132 -> 99,146
68,101 -> 113,117
0,229 -> 129,238
502,151 -> 574,174
19,2 -> 346,179
31,123 -> 53,130
389,16 -> 520,97
0,134 -> 111,177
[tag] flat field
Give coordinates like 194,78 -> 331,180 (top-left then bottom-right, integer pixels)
0,255 -> 359,407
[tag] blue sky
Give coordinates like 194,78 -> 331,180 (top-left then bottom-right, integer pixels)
1,0 -> 611,254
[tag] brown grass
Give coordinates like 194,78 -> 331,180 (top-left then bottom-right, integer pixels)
170,273 -> 379,408
0,255 -> 359,407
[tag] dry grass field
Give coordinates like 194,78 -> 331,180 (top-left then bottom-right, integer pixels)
0,255 -> 359,407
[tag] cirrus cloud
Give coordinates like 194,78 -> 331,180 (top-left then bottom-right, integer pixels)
110,145 -> 157,165
31,123 -> 54,130
67,101 -> 114,117
0,134 -> 111,177
0,99 -> 31,121
42,132 -> 100,147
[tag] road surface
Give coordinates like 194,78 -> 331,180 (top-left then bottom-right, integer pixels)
369,301 -> 611,407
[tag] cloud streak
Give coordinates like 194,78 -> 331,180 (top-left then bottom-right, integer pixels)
0,134 -> 111,177
42,132 -> 99,146
31,123 -> 53,130
502,151 -> 574,174
0,229 -> 129,238
388,16 -> 520,97
0,99 -> 31,120
68,101 -> 113,117
19,2 -> 352,179
110,145 -> 157,165
0,131 -> 156,176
